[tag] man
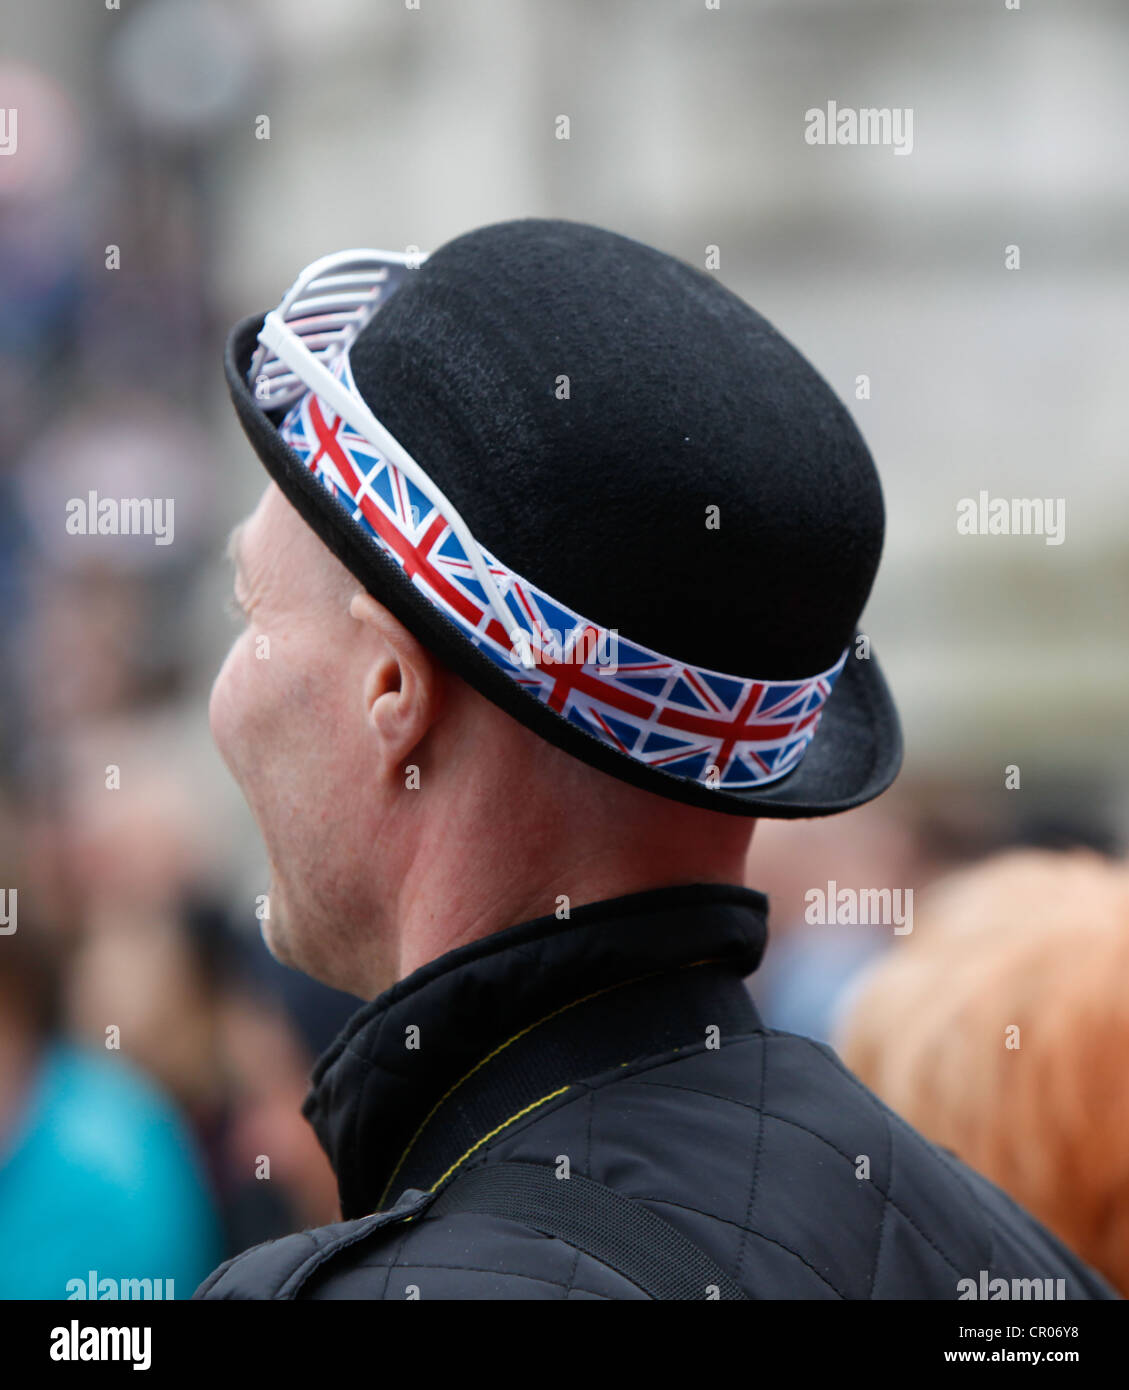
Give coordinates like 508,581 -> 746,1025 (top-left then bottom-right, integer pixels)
197,219 -> 1116,1299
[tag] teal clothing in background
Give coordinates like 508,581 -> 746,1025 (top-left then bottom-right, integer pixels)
0,1041 -> 223,1299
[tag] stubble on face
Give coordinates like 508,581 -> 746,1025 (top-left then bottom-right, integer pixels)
210,484 -> 369,989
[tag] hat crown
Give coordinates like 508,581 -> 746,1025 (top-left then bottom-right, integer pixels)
345,218 -> 883,678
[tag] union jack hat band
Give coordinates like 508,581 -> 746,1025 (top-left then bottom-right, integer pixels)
243,250 -> 848,792
224,228 -> 903,817
280,359 -> 849,791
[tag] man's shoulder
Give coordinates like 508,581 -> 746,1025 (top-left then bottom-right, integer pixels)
193,1200 -> 646,1301
752,1029 -> 1118,1298
569,1026 -> 1118,1299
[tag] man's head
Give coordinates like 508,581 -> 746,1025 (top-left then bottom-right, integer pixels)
213,218 -> 902,994
211,481 -> 759,997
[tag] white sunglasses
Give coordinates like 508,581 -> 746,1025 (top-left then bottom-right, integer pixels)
247,249 -> 535,663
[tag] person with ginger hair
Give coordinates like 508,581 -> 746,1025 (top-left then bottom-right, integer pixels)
835,847 -> 1129,1296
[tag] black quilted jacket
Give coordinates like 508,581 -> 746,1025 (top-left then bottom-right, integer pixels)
195,883 -> 1118,1300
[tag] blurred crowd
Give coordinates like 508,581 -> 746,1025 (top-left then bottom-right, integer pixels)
0,34 -> 360,1298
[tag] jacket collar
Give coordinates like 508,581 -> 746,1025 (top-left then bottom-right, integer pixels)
302,882 -> 769,1219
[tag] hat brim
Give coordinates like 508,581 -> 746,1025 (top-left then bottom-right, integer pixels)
224,313 -> 903,819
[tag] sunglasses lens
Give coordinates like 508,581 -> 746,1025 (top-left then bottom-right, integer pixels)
249,253 -> 418,410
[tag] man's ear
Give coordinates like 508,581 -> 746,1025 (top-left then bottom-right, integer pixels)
349,592 -> 442,771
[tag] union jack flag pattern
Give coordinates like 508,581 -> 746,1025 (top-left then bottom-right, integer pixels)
276,353 -> 848,790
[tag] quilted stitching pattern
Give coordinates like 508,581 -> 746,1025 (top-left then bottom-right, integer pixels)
197,1030 -> 1117,1300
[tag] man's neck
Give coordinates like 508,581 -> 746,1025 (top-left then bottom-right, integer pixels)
386,828 -> 754,988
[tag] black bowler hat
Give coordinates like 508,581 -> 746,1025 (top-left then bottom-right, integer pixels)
223,218 -> 902,818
